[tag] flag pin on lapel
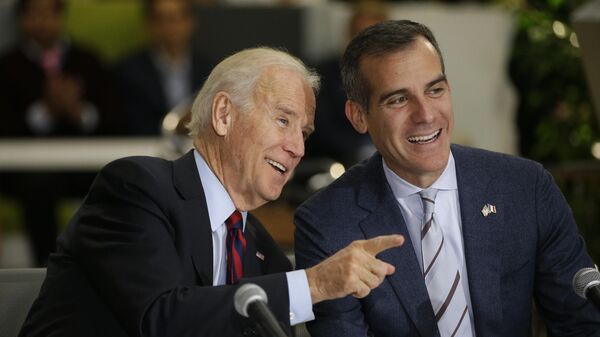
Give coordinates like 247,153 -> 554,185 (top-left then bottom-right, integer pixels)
481,204 -> 497,217
256,251 -> 265,261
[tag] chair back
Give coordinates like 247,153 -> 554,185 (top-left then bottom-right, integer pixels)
0,268 -> 46,337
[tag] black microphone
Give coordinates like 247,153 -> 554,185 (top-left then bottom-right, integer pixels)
573,267 -> 600,310
234,283 -> 289,337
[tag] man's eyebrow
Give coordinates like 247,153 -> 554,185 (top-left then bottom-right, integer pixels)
277,105 -> 297,116
426,74 -> 447,88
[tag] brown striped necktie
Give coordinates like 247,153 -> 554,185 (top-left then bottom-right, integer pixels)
420,189 -> 473,337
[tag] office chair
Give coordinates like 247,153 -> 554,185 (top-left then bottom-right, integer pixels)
0,268 -> 46,337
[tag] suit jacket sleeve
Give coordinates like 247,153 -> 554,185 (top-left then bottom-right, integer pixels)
533,167 -> 600,335
65,157 -> 291,337
295,203 -> 370,337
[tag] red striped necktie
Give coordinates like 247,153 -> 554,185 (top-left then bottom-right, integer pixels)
226,210 -> 246,285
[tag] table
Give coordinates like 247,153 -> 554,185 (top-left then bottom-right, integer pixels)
0,137 -> 174,171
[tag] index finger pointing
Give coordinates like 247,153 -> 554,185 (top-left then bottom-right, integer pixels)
362,234 -> 404,255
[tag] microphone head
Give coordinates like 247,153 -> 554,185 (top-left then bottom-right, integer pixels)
573,267 -> 600,299
234,283 -> 268,318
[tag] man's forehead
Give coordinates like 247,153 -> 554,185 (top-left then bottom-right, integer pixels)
361,42 -> 442,81
360,37 -> 438,66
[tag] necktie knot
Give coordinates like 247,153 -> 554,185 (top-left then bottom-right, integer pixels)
226,210 -> 243,231
420,188 -> 438,217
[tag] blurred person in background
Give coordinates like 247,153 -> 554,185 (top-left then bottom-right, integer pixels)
306,0 -> 387,168
115,0 -> 211,135
0,0 -> 119,137
0,0 -> 121,266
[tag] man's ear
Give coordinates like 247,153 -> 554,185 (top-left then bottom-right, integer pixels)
212,92 -> 233,136
345,100 -> 368,134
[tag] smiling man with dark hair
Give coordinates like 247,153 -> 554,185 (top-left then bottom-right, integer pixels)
295,20 -> 600,337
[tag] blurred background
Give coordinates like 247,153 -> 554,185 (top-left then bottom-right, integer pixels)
0,0 -> 598,275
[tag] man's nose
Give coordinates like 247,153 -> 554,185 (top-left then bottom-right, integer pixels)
284,130 -> 305,158
411,98 -> 435,123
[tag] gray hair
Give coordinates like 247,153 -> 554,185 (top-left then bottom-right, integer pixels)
341,20 -> 445,110
187,47 -> 320,137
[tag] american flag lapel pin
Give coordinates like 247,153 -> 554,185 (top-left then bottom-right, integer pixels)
256,251 -> 265,261
481,204 -> 497,217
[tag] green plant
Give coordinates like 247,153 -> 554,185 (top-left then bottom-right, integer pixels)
508,0 -> 600,262
509,0 -> 599,162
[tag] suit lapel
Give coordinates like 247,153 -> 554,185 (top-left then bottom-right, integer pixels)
357,155 -> 438,337
173,150 -> 214,286
243,220 -> 262,278
453,145 -> 503,336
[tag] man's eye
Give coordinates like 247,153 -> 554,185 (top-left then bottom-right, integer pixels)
277,118 -> 289,126
428,87 -> 446,97
383,96 -> 408,108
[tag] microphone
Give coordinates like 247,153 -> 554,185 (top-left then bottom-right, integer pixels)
573,267 -> 600,310
234,283 -> 289,337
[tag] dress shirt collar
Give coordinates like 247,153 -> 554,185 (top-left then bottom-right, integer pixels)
383,151 -> 458,199
193,150 -> 247,232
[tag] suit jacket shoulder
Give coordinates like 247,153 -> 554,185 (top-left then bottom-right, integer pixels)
295,153 -> 392,255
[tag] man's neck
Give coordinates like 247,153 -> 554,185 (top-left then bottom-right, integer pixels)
194,139 -> 266,212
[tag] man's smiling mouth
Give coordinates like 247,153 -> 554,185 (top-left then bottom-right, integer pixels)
266,158 -> 287,174
407,129 -> 441,144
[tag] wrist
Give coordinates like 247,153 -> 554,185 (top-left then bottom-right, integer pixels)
305,266 -> 324,304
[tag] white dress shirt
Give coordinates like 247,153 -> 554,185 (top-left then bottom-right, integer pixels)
193,150 -> 314,325
382,153 -> 476,335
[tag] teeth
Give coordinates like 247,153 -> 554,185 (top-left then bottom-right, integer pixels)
266,159 -> 287,173
407,129 -> 441,143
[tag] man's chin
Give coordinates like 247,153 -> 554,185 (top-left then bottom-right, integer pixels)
262,188 -> 283,203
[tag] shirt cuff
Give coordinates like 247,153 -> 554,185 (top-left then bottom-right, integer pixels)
286,269 -> 315,325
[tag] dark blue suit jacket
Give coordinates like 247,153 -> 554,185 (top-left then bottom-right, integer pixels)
295,144 -> 600,337
20,150 -> 292,337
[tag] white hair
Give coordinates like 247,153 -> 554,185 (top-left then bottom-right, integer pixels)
187,47 -> 320,137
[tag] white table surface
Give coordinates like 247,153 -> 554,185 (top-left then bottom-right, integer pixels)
0,137 -> 181,171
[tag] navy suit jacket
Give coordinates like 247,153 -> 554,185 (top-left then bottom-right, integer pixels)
295,144 -> 600,337
20,150 -> 292,337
